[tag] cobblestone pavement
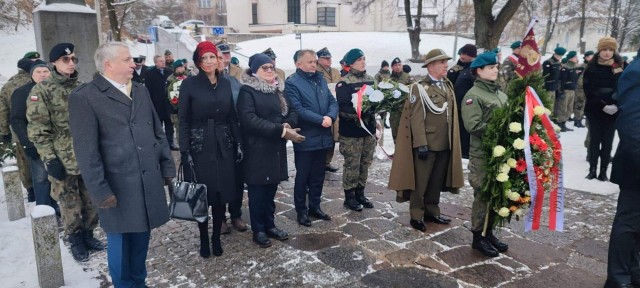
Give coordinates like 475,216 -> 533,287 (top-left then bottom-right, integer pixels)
86,147 -> 616,288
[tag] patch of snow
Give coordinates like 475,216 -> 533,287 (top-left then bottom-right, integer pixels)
30,205 -> 55,218
33,2 -> 96,14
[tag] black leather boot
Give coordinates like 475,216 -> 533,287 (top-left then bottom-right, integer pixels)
586,166 -> 597,180
472,231 -> 499,257
27,187 -> 35,202
83,230 -> 106,251
598,165 -> 609,182
198,221 -> 210,258
354,186 -> 374,208
574,119 -> 585,128
69,231 -> 89,262
343,189 -> 363,211
486,230 -> 509,252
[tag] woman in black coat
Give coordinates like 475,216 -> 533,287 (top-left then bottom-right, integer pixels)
237,53 -> 304,248
583,37 -> 624,181
179,41 -> 241,257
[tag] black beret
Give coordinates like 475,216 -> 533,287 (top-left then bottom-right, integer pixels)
391,57 -> 401,66
402,64 -> 411,73
17,58 -> 33,72
381,60 -> 389,68
48,43 -> 74,62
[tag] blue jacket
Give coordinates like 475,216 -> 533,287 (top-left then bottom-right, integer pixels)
285,69 -> 338,151
615,53 -> 640,141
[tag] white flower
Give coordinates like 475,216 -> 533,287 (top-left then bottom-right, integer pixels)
392,90 -> 402,98
496,173 -> 509,182
500,163 -> 511,174
513,138 -> 525,150
169,91 -> 177,98
554,124 -> 561,132
173,80 -> 182,91
545,108 -> 552,116
508,192 -> 521,201
493,145 -> 506,157
377,81 -> 394,89
363,85 -> 375,96
351,93 -> 359,110
524,190 -> 531,196
498,207 -> 510,217
509,122 -> 522,133
369,90 -> 384,102
533,106 -> 545,116
397,83 -> 410,93
506,158 -> 517,168
514,208 -> 524,216
504,189 -> 512,196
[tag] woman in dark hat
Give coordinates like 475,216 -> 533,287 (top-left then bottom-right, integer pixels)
236,53 -> 304,248
178,41 -> 241,257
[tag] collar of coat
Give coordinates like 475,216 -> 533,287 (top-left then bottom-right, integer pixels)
473,78 -> 501,93
242,69 -> 284,94
50,68 -> 79,87
295,68 -> 322,80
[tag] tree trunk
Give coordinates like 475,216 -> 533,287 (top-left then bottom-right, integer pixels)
473,0 -> 523,50
618,0 -> 632,51
541,0 -> 555,55
610,0 -> 620,38
405,0 -> 422,60
579,0 -> 586,53
106,0 -> 121,41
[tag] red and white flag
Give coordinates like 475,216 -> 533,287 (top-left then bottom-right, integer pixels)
515,18 -> 542,78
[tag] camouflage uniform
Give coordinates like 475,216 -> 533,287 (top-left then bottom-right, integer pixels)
555,61 -> 579,124
499,54 -> 519,88
388,71 -> 413,143
542,56 -> 563,120
26,69 -> 98,235
166,72 -> 188,142
573,63 -> 587,124
374,69 -> 390,83
1,70 -> 34,192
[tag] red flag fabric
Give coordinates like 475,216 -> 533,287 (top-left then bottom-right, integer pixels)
515,20 -> 542,78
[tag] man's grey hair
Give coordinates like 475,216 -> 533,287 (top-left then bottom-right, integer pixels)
94,42 -> 130,73
153,55 -> 164,63
295,49 -> 316,63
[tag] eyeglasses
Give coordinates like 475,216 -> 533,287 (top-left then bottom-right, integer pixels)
61,56 -> 78,64
261,65 -> 275,71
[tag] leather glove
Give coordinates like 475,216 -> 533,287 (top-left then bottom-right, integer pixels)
283,128 -> 306,143
180,151 -> 192,165
236,144 -> 244,163
603,104 -> 619,115
1,134 -> 11,144
24,147 -> 40,160
45,158 -> 66,181
417,146 -> 429,160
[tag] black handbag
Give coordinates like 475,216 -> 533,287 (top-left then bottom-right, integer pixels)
169,156 -> 209,223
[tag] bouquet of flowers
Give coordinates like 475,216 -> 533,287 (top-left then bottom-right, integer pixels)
351,80 -> 410,115
167,80 -> 183,107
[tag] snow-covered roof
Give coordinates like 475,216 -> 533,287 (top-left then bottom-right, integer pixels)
33,2 -> 96,14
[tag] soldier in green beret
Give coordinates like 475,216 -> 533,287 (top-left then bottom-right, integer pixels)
543,46 -> 567,121
499,41 -> 522,87
556,51 -> 580,132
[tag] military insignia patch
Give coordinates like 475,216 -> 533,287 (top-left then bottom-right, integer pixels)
410,94 -> 416,103
337,83 -> 342,87
465,99 -> 473,105
65,47 -> 71,55
30,95 -> 38,101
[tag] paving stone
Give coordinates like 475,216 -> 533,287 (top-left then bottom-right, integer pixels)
502,264 -> 604,288
567,252 -> 607,277
503,236 -> 570,269
361,218 -> 401,235
430,226 -> 473,248
571,238 -> 609,262
361,267 -> 459,287
360,239 -> 400,255
415,256 -> 452,272
384,248 -> 420,266
316,246 -> 375,275
406,238 -> 445,256
286,232 -> 345,252
372,261 -> 392,270
343,208 -> 383,222
393,212 -> 463,236
496,257 -> 526,271
341,222 -> 379,241
436,246 -> 490,268
381,212 -> 394,219
384,226 -> 427,244
440,202 -> 472,221
449,263 -> 513,287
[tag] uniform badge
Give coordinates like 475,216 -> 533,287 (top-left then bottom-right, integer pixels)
337,83 -> 342,88
65,47 -> 71,55
410,94 -> 416,103
30,95 -> 39,101
465,99 -> 473,105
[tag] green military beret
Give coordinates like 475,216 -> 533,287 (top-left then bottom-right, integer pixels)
172,59 -> 184,68
584,51 -> 595,57
566,51 -> 577,59
24,51 -> 40,59
554,47 -> 567,56
510,41 -> 522,49
343,48 -> 365,65
470,52 -> 498,69
231,57 -> 239,65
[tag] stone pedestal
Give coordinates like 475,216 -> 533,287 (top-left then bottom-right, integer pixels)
31,205 -> 64,288
2,166 -> 25,221
33,0 -> 99,83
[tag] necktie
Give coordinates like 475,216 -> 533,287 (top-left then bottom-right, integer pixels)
160,69 -> 164,76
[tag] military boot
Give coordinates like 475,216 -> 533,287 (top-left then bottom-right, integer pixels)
343,189 -> 363,211
559,122 -> 573,132
586,166 -> 597,180
69,231 -> 89,262
598,165 -> 609,182
486,230 -> 509,252
354,186 -> 374,208
574,119 -> 585,128
472,231 -> 499,257
83,230 -> 106,251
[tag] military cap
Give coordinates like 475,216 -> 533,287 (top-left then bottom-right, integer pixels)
403,64 -> 411,73
231,57 -> 239,65
510,41 -> 522,49
24,51 -> 40,59
172,59 -> 184,68
17,58 -> 32,72
459,44 -> 477,57
216,42 -> 231,53
561,58 -> 568,64
381,60 -> 389,68
164,50 -> 173,56
49,43 -> 74,62
554,47 -> 567,56
470,51 -> 498,69
343,48 -> 364,65
133,56 -> 144,64
391,57 -> 402,66
566,51 -> 577,60
263,48 -> 277,59
316,47 -> 332,58
422,49 -> 452,67
584,51 -> 594,57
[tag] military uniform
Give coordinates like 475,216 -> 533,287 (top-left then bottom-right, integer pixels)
374,69 -> 390,83
166,72 -> 188,142
500,54 -> 519,87
26,69 -> 98,235
447,60 -> 466,85
228,64 -> 244,82
542,56 -> 563,119
0,69 -> 33,193
573,63 -> 587,127
319,65 -> 341,84
460,79 -> 508,232
555,61 -> 580,127
388,71 -> 413,143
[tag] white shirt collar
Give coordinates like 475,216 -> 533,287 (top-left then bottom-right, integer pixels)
102,74 -> 129,98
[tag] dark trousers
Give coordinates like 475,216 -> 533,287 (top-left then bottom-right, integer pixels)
28,156 -> 56,207
607,189 -> 640,285
409,150 -> 450,220
248,184 -> 278,233
106,231 -> 151,288
586,113 -> 616,168
294,149 -> 328,214
161,118 -> 174,143
226,164 -> 244,219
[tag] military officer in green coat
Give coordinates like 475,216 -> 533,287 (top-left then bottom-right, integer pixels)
461,52 -> 509,258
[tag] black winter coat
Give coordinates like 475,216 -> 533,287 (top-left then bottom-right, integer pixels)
132,65 -> 148,84
179,72 -> 240,205
145,67 -> 172,120
237,73 -> 298,185
583,54 -> 624,117
10,82 -> 37,150
543,56 -> 562,92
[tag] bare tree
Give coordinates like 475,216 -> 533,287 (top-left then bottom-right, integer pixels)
541,0 -> 561,55
405,0 -> 424,60
618,0 -> 640,51
473,0 -> 524,49
578,0 -> 586,53
609,0 -> 621,38
0,0 -> 39,31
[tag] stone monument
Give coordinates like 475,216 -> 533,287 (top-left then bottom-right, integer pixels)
2,166 -> 25,221
31,205 -> 64,288
33,0 -> 99,83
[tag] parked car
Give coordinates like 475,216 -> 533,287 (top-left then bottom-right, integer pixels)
135,34 -> 152,44
153,15 -> 176,29
179,19 -> 206,31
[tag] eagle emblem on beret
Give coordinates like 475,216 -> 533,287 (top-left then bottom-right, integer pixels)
65,47 -> 71,54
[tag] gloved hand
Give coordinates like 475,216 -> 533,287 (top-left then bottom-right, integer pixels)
417,146 -> 429,160
45,158 -> 66,181
180,151 -> 192,166
24,147 -> 40,160
284,128 -> 306,143
236,144 -> 244,163
1,134 -> 11,144
603,104 -> 619,115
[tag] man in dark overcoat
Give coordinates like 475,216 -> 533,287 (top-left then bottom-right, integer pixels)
145,54 -> 178,150
69,42 -> 176,288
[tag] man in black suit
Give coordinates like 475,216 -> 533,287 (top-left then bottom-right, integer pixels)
144,55 -> 178,150
132,55 -> 147,84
